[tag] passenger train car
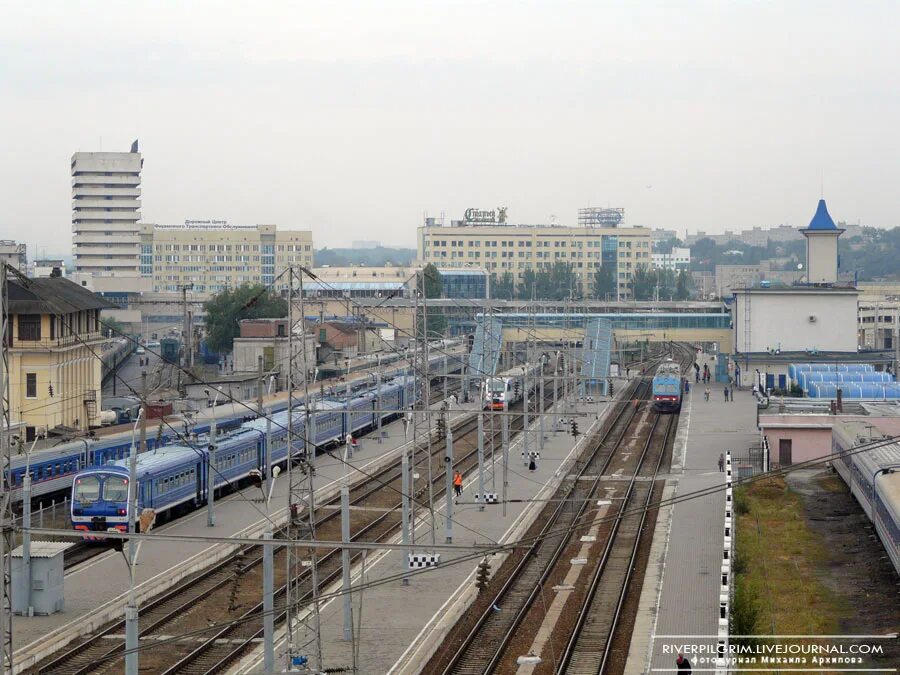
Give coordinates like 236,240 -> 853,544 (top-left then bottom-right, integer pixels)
652,360 -> 683,413
482,363 -> 542,411
10,346 -> 457,506
71,375 -> 416,534
832,421 -> 900,576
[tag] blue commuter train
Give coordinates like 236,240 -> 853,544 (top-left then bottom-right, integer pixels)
70,376 -> 415,534
651,360 -> 683,413
9,346 -> 463,507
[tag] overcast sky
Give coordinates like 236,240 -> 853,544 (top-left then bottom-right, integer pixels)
1,1 -> 898,255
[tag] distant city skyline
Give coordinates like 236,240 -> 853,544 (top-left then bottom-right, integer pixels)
2,2 -> 897,253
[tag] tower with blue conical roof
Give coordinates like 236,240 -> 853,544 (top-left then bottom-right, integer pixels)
800,199 -> 843,284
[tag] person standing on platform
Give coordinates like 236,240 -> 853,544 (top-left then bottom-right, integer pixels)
528,456 -> 537,472
704,387 -> 710,402
453,470 -> 463,498
676,653 -> 692,673
345,432 -> 354,458
718,453 -> 725,472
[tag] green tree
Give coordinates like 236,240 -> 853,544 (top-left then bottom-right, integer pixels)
631,266 -> 652,300
518,269 -> 537,300
203,284 -> 288,353
676,269 -> 691,300
492,272 -> 516,300
100,316 -> 126,338
419,264 -> 447,338
592,265 -> 616,299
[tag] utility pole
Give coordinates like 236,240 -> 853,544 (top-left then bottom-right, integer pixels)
125,409 -> 143,675
422,272 -> 435,546
539,362 -> 545,451
1,264 -> 12,675
444,417 -> 454,544
411,272 -> 419,545
477,413 -> 485,512
501,412 -> 509,518
258,356 -> 272,497
180,283 -> 194,370
401,451 -> 410,586
341,445 -> 352,642
207,388 -> 218,528
286,266 -> 324,671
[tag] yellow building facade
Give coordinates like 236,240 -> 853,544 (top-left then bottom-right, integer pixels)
140,222 -> 314,294
417,219 -> 651,299
7,276 -> 114,440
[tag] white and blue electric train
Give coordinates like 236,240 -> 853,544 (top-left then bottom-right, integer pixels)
71,375 -> 416,534
10,345 -> 462,508
832,420 -> 900,577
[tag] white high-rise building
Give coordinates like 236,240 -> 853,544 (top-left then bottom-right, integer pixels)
71,141 -> 142,276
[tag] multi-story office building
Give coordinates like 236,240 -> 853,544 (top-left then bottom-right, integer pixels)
0,241 -> 27,272
71,142 -> 142,276
417,213 -> 652,298
651,247 -> 691,271
139,221 -> 313,293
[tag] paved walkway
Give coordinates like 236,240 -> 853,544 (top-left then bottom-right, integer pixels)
627,358 -> 759,674
232,398 -> 612,674
12,404 -> 474,673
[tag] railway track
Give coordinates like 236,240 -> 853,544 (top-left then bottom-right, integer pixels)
435,345 -> 693,674
559,413 -> 675,674
33,382 -> 552,675
438,377 -> 650,674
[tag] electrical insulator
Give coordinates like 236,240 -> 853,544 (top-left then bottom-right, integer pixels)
475,558 -> 492,591
571,421 -> 579,437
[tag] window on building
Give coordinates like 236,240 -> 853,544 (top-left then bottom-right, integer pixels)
18,315 -> 41,341
26,373 -> 37,398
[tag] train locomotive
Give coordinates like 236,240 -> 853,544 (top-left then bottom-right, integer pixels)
71,375 -> 415,534
832,421 -> 900,577
651,360 -> 683,413
482,363 -> 542,411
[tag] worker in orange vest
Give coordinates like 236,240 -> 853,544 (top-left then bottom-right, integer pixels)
453,471 -> 463,497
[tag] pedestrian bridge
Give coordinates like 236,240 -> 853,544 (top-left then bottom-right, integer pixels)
471,312 -> 732,372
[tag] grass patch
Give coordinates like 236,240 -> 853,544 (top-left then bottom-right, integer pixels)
733,476 -> 842,636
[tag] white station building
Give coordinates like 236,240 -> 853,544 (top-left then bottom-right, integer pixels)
730,199 -> 884,390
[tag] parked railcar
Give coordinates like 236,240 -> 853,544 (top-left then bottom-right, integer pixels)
832,420 -> 900,577
71,375 -> 416,534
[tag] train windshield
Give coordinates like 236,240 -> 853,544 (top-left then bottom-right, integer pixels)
73,475 -> 101,503
486,378 -> 506,393
102,476 -> 129,502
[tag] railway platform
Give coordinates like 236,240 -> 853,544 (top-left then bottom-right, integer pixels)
232,397 -> 613,674
11,403 -> 475,673
626,364 -> 760,674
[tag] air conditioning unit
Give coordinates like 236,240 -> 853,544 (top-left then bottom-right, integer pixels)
808,315 -> 817,323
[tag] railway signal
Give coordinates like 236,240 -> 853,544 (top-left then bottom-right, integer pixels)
475,558 -> 491,591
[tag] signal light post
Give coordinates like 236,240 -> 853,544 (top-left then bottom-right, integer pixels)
475,558 -> 491,591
